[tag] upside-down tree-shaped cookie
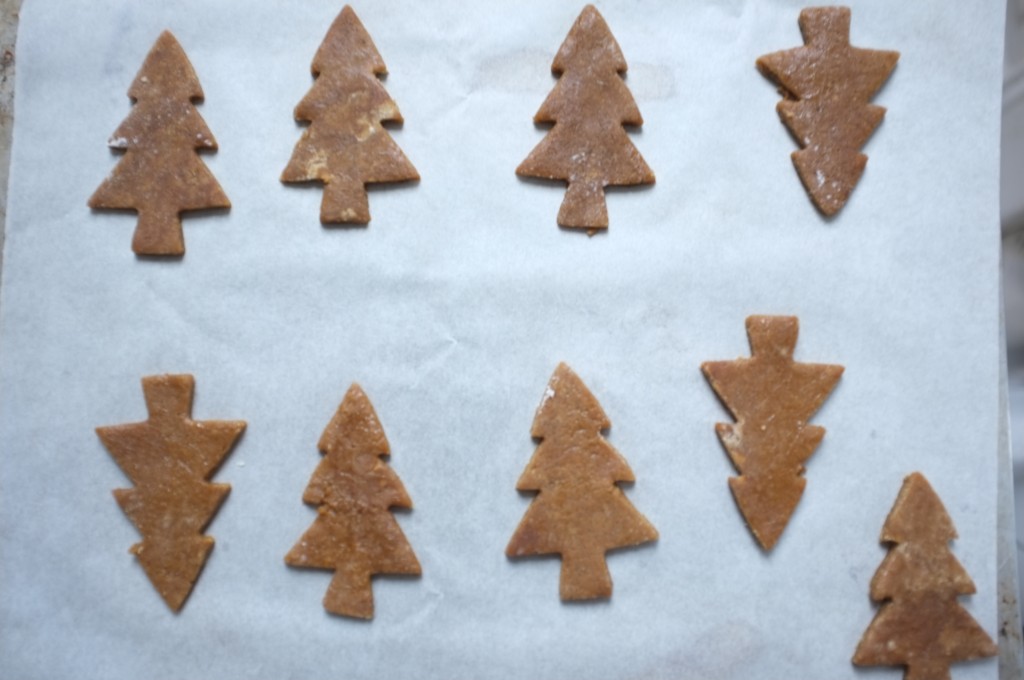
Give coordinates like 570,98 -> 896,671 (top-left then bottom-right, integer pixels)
89,31 -> 230,256
702,316 -> 842,551
282,6 -> 418,225
757,7 -> 898,216
516,5 -> 654,233
286,384 -> 420,619
854,473 -> 997,679
96,375 -> 245,611
506,363 -> 658,600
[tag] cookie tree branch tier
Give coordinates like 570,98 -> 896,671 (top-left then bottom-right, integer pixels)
88,31 -> 230,256
853,473 -> 997,680
506,363 -> 658,600
286,384 -> 421,619
702,316 -> 842,551
281,6 -> 418,224
96,375 -> 245,611
516,5 -> 654,232
757,7 -> 898,216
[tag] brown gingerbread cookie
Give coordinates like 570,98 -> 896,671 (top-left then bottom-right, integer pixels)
96,375 -> 245,611
516,5 -> 654,233
853,472 -> 997,679
285,384 -> 420,619
757,7 -> 898,216
89,31 -> 230,256
281,6 -> 418,224
702,316 -> 842,550
506,363 -> 658,600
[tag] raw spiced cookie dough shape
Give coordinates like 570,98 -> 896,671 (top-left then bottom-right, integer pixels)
281,6 -> 418,225
286,384 -> 421,619
506,363 -> 658,600
89,31 -> 230,256
701,316 -> 842,550
853,472 -> 997,679
757,7 -> 898,216
96,375 -> 245,611
516,5 -> 654,233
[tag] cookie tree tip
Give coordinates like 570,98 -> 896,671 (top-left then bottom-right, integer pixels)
286,384 -> 421,619
281,6 -> 418,225
757,7 -> 898,216
89,32 -> 229,256
853,473 -> 997,679
516,6 -> 654,232
507,363 -> 657,600
96,375 -> 245,611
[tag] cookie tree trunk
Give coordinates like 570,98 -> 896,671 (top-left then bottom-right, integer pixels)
516,5 -> 653,232
88,31 -> 229,256
560,549 -> 612,601
560,179 -> 608,230
285,384 -> 421,619
281,6 -> 418,225
506,363 -> 658,600
321,175 -> 371,224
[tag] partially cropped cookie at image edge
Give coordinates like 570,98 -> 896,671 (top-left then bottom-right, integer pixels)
853,472 -> 997,678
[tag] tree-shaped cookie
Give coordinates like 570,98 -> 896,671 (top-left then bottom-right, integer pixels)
757,7 -> 898,216
516,5 -> 654,232
281,6 -> 418,225
506,363 -> 658,600
702,316 -> 842,550
854,472 -> 997,679
286,384 -> 420,619
96,375 -> 245,611
89,31 -> 230,256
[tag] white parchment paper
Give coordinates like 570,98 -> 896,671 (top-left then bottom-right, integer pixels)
0,1 -> 1005,678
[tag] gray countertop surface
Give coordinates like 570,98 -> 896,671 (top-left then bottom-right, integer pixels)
0,0 -> 19,294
